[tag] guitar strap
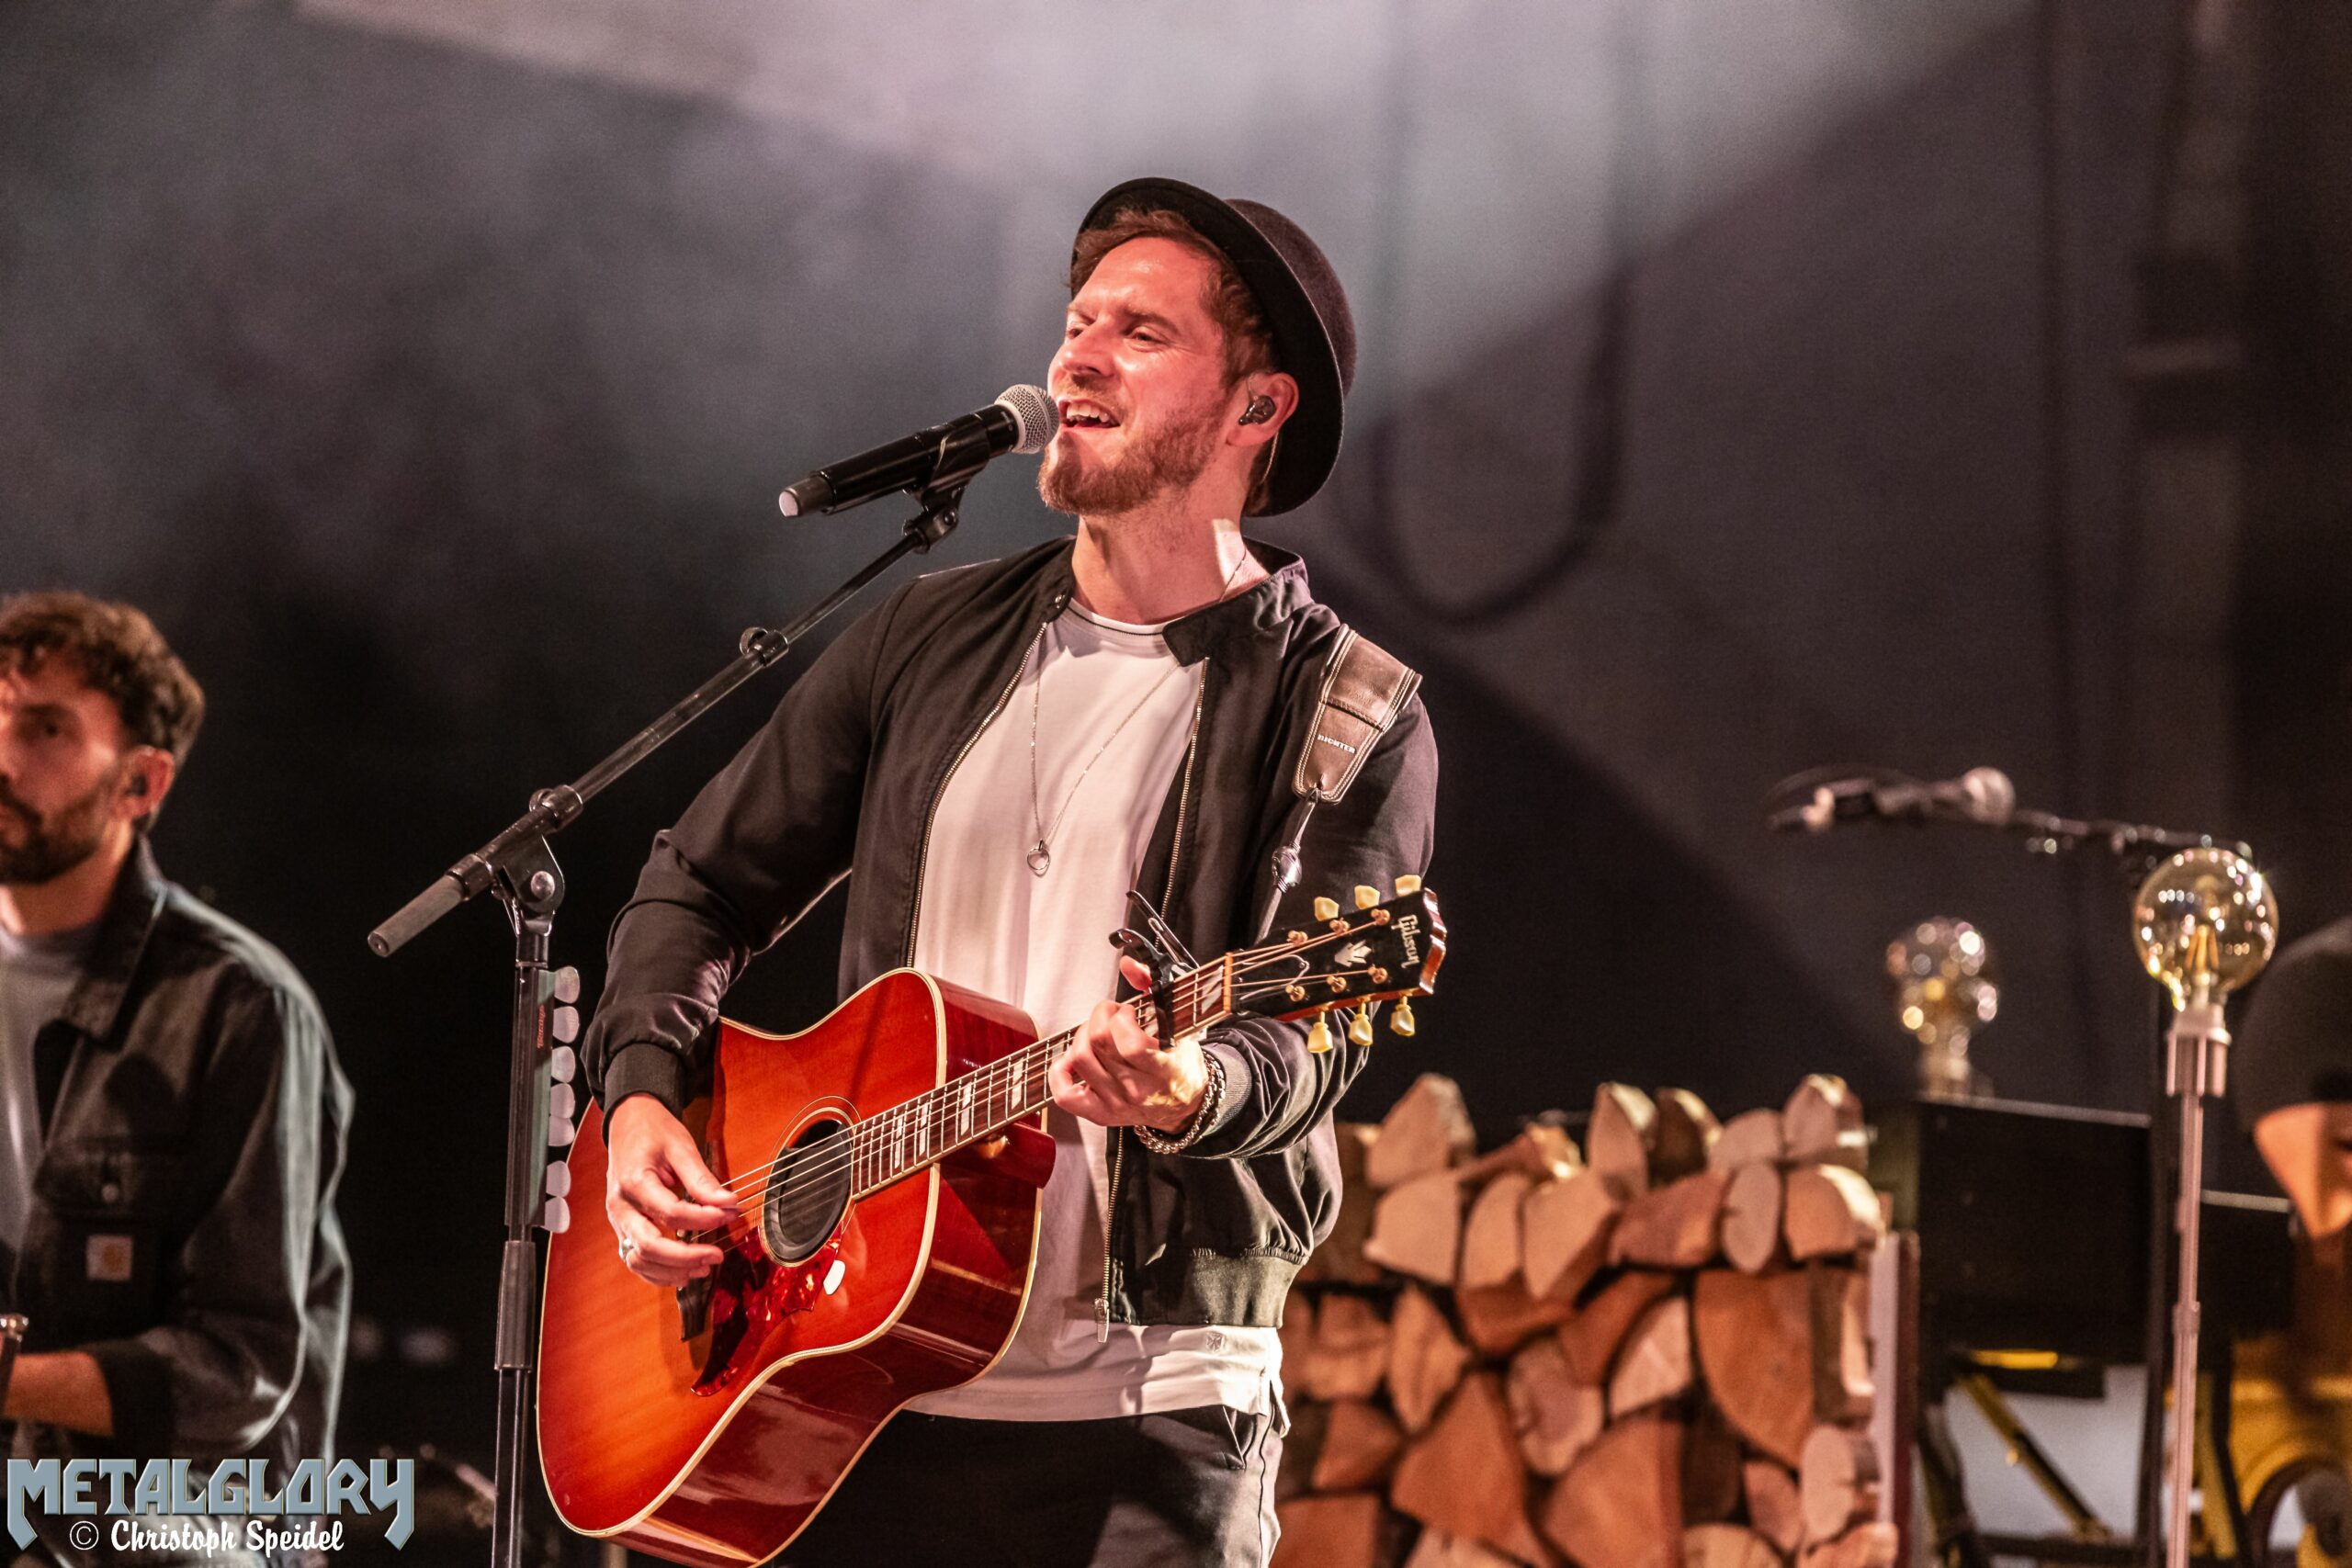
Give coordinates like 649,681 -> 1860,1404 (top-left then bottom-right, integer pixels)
1254,626 -> 1421,939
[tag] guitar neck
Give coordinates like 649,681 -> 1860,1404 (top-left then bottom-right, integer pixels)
849,971 -> 1232,1198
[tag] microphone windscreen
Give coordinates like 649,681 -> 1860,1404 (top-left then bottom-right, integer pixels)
995,384 -> 1057,455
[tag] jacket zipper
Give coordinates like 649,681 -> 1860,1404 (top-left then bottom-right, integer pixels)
901,606 -> 1060,965
1098,660 -> 1209,1340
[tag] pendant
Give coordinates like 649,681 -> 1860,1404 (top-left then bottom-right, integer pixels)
1026,841 -> 1052,876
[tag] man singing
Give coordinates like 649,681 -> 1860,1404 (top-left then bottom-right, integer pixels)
586,178 -> 1437,1567
0,592 -> 352,1567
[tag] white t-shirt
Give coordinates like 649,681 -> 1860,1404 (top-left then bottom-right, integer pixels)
903,601 -> 1281,1420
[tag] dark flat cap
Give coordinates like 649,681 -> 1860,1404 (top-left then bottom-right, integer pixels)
1078,177 -> 1356,516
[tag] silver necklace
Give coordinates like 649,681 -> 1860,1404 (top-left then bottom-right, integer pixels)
1023,549 -> 1246,876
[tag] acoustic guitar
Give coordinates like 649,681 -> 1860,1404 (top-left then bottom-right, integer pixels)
537,881 -> 1444,1566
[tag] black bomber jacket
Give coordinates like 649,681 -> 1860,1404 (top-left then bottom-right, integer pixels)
586,536 -> 1438,1328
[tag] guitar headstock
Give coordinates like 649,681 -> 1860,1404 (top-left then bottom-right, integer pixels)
1224,878 -> 1445,1049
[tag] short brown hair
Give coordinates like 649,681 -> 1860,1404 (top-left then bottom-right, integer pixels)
1071,209 -> 1282,513
0,591 -> 206,766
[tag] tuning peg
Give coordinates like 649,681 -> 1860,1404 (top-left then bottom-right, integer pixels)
1313,896 -> 1340,922
1353,884 -> 1379,910
1348,1006 -> 1375,1048
1394,874 -> 1423,896
1391,996 -> 1417,1037
1306,1011 -> 1334,1054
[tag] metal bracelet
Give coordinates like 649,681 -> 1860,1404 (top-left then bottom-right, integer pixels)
1135,1049 -> 1227,1155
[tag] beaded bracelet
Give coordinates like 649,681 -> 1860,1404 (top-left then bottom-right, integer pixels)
1135,1047 -> 1227,1155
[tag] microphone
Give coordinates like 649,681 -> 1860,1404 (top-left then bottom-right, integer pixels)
777,385 -> 1057,517
1768,766 -> 2018,833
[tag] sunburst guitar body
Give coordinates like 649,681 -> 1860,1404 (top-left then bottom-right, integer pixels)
537,883 -> 1444,1565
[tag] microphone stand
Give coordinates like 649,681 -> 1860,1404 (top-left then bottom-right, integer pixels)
1769,786 -> 2251,1567
366,467 -> 980,1568
1939,808 -> 2245,1568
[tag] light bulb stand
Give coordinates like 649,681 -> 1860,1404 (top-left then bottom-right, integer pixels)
2159,995 -> 2229,1568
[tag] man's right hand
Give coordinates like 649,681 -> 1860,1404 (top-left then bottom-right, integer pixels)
604,1094 -> 741,1287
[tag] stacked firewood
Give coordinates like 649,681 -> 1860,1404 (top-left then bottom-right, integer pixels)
1273,1073 -> 1900,1568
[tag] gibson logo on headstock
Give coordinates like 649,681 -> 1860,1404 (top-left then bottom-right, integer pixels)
1395,914 -> 1421,965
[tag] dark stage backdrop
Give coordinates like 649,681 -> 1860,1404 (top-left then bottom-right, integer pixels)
2,0 -> 2344,1467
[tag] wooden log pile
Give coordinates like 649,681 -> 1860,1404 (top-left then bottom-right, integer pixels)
1273,1072 -> 1897,1568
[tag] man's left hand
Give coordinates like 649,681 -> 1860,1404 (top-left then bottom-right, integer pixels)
1050,955 -> 1209,1133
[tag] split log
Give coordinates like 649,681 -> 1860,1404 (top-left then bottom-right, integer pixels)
1558,1269 -> 1676,1385
1589,1083 -> 1658,1198
1799,1424 -> 1881,1544
1681,1523 -> 1784,1568
1743,1459 -> 1804,1557
1782,1076 -> 1867,1171
1457,1280 -> 1575,1358
1389,1284 -> 1474,1433
1610,1170 -> 1730,1269
1521,1169 -> 1620,1303
1272,1493 -> 1384,1568
1506,1337 -> 1605,1475
1683,1402 -> 1745,1525
1278,1292 -> 1317,1383
1461,1170 -> 1535,1290
1364,1170 -> 1464,1285
1691,1269 -> 1814,1466
1406,1531 -> 1524,1568
1800,1522 -> 1898,1568
1542,1409 -> 1684,1568
1782,1166 -> 1884,1262
1709,1108 -> 1787,1174
1392,1372 -> 1554,1568
1312,1398 -> 1405,1491
1366,1074 -> 1476,1189
1458,1122 -> 1581,1185
1274,1399 -> 1326,1501
1301,1122 -> 1382,1284
1812,1266 -> 1873,1424
1721,1162 -> 1785,1275
1302,1292 -> 1392,1402
1608,1295 -> 1694,1417
1652,1089 -> 1722,1182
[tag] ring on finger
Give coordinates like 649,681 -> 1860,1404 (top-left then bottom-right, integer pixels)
618,1235 -> 640,1263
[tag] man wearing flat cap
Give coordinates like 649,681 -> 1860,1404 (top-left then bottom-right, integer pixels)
585,178 -> 1437,1565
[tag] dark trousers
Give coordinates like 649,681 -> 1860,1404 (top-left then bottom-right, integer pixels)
778,1406 -> 1283,1568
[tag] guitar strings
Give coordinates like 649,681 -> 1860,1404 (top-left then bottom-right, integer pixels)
661,918 -> 1402,1252
676,933 -> 1393,1253
692,924 -> 1352,1212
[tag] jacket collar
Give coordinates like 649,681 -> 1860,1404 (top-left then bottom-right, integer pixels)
55,837 -> 169,1045
1035,538 -> 1315,667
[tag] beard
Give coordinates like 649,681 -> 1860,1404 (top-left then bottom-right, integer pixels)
0,767 -> 119,886
1037,392 -> 1224,517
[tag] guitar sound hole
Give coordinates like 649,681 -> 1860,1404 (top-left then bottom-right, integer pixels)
761,1120 -> 852,1264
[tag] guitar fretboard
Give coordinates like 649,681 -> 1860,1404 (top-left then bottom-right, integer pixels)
845,970 -> 1230,1197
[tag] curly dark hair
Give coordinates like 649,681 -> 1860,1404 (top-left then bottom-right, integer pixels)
0,591 -> 206,773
